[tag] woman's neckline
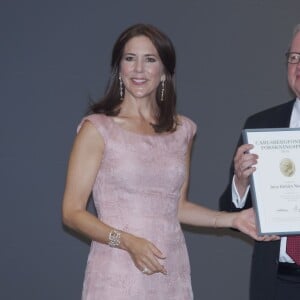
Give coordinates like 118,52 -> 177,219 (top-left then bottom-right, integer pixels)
105,114 -> 176,137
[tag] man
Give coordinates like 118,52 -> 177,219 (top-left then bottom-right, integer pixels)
220,24 -> 300,300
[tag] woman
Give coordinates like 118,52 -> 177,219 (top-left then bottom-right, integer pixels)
62,23 -> 273,299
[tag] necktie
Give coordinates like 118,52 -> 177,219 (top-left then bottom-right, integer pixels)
286,113 -> 300,265
286,236 -> 300,265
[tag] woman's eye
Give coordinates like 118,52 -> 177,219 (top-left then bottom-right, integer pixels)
146,57 -> 156,62
125,56 -> 134,61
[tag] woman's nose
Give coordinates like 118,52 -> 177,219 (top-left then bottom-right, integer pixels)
134,59 -> 144,72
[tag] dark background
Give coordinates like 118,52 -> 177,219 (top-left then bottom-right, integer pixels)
1,1 -> 300,299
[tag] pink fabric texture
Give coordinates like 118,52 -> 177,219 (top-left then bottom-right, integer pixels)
78,114 -> 197,300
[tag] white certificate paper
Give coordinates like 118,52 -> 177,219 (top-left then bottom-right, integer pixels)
243,128 -> 300,235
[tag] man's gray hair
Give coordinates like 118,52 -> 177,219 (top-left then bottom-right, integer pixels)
293,24 -> 300,37
287,24 -> 300,51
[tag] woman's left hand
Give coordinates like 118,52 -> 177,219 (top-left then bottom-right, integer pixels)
232,208 -> 280,241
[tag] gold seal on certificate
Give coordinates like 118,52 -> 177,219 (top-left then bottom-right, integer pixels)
280,158 -> 296,177
243,128 -> 300,236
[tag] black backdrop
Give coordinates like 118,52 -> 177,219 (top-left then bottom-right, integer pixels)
1,1 -> 300,299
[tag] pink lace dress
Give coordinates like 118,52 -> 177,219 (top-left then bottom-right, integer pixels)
79,114 -> 196,300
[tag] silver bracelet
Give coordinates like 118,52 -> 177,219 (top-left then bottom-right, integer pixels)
108,229 -> 121,248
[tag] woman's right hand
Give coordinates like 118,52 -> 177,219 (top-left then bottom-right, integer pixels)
121,233 -> 167,276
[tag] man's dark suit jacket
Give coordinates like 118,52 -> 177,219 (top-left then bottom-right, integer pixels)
219,99 -> 296,300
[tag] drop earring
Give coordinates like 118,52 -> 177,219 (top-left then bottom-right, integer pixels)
119,75 -> 124,100
160,80 -> 165,102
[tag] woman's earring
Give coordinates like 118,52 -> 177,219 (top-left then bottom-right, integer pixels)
119,75 -> 124,100
160,80 -> 165,102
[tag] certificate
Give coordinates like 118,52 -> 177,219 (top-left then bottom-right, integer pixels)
243,128 -> 300,235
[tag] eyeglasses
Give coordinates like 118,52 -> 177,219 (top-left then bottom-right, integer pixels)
285,52 -> 300,64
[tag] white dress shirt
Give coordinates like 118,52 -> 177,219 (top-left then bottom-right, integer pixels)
231,98 -> 300,263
